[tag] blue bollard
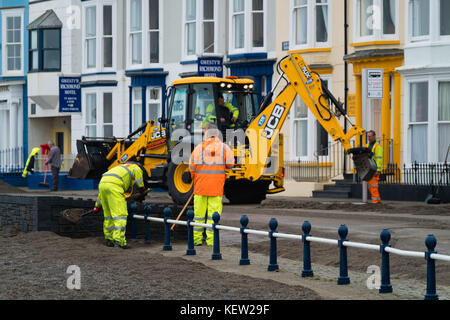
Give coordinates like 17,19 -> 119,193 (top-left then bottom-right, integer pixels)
186,210 -> 196,256
268,218 -> 279,272
211,212 -> 222,260
144,205 -> 152,244
240,215 -> 250,266
337,224 -> 350,285
130,203 -> 138,239
424,234 -> 439,300
301,221 -> 314,277
163,207 -> 172,251
379,229 -> 393,294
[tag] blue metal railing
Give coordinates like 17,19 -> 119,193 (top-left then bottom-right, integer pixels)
0,147 -> 24,174
129,205 -> 450,300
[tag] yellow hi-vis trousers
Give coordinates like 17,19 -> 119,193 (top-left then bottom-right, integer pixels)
193,195 -> 223,246
98,182 -> 129,246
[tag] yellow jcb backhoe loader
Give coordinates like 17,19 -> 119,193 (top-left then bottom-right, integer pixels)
69,53 -> 376,205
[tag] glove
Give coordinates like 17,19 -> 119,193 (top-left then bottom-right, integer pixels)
93,207 -> 100,214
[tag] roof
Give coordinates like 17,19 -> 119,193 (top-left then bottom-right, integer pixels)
172,77 -> 255,86
344,49 -> 404,62
27,10 -> 62,30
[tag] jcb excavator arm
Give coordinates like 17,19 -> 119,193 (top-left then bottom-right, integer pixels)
244,52 -> 375,182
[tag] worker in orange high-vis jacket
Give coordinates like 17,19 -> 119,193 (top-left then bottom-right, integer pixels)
367,130 -> 383,204
189,124 -> 235,246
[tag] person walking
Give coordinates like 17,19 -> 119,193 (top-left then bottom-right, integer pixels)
45,141 -> 61,191
189,124 -> 235,246
93,162 -> 148,249
367,130 -> 383,204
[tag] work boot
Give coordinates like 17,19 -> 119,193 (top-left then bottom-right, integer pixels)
117,243 -> 132,249
106,240 -> 115,247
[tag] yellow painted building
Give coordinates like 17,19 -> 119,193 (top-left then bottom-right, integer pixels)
276,0 -> 406,176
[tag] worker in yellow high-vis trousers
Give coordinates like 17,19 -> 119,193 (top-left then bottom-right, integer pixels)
93,162 -> 148,249
367,130 -> 383,204
189,124 -> 235,246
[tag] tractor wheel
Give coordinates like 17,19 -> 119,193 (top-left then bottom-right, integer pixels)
224,180 -> 270,205
167,162 -> 194,205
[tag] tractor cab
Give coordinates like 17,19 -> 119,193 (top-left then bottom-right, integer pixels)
166,77 -> 259,146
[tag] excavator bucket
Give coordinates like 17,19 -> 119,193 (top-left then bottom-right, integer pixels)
348,147 -> 378,182
69,139 -> 115,180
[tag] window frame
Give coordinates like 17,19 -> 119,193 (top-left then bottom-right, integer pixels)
407,0 -> 431,43
182,0 -> 218,61
28,28 -> 62,72
146,86 -> 163,122
83,89 -> 115,137
289,0 -> 332,51
82,0 -> 117,73
353,0 -> 399,44
1,8 -> 25,76
127,0 -> 163,69
229,0 -> 267,54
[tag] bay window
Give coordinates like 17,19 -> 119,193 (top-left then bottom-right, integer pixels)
103,5 -> 113,68
29,28 -> 61,72
410,0 -> 430,39
85,6 -> 97,69
440,0 -> 450,37
130,0 -> 143,65
438,82 -> 450,162
132,87 -> 143,131
149,0 -> 160,63
408,82 -> 428,163
290,0 -> 330,50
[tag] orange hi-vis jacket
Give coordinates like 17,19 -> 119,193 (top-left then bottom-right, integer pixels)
189,137 -> 235,197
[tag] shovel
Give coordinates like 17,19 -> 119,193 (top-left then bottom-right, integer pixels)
61,208 -> 95,224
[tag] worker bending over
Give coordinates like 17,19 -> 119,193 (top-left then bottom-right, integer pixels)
94,162 -> 147,249
367,130 -> 383,204
189,124 -> 235,246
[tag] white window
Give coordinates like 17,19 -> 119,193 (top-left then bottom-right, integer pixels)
230,0 -> 265,53
292,96 -> 309,158
440,0 -> 450,38
130,0 -> 143,65
408,81 -> 428,163
1,9 -> 24,76
438,81 -> 450,162
85,6 -> 97,69
409,0 -> 430,41
354,0 -> 398,42
290,0 -> 331,50
183,0 -> 217,59
83,1 -> 116,72
147,87 -> 162,121
85,90 -> 115,137
132,87 -> 143,131
128,0 -> 162,68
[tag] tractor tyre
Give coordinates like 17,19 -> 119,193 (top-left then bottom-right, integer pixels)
167,162 -> 194,205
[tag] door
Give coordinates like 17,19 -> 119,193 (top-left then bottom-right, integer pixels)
56,132 -> 64,155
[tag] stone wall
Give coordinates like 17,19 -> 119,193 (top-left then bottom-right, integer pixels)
0,195 -> 188,241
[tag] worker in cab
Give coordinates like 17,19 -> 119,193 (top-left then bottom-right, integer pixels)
93,162 -> 148,249
203,94 -> 239,135
367,130 -> 383,204
189,124 -> 235,246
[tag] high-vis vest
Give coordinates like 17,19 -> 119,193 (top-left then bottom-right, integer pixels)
203,102 -> 239,128
371,143 -> 383,172
22,147 -> 40,178
99,164 -> 145,196
189,137 -> 235,196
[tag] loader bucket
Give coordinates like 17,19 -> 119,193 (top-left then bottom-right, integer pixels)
348,147 -> 377,182
68,139 -> 115,180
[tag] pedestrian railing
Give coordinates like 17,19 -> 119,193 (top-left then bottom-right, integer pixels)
129,205 -> 450,300
34,155 -> 76,173
0,147 -> 24,174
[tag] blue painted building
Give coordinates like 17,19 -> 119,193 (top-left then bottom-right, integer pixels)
0,0 -> 29,168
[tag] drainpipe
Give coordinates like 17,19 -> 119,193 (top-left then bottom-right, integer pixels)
343,0 -> 349,174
